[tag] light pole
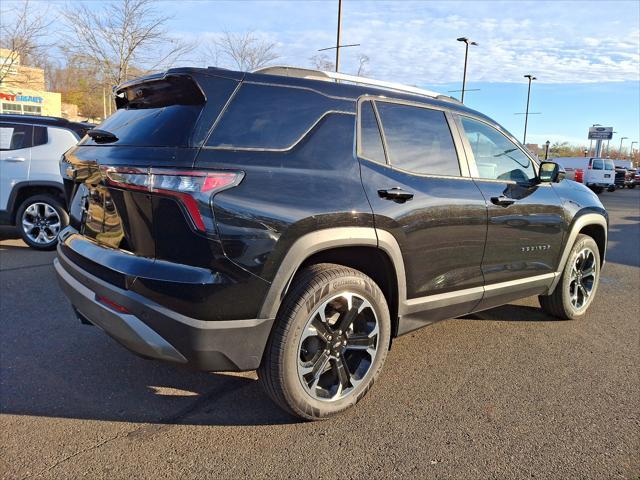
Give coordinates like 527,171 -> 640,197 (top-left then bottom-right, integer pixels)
522,74 -> 536,144
619,136 -> 628,158
631,141 -> 638,161
606,131 -> 618,157
544,140 -> 550,160
457,37 -> 478,103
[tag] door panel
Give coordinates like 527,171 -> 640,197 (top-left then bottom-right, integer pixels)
357,99 -> 487,329
456,114 -> 567,309
473,180 -> 565,284
0,123 -> 32,210
362,159 -> 487,297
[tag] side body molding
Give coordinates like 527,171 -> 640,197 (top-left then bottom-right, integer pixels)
546,212 -> 608,293
258,227 -> 406,320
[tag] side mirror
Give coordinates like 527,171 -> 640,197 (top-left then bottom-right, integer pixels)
538,161 -> 565,183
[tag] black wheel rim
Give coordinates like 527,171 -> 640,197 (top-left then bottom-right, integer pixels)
297,292 -> 379,402
569,247 -> 597,310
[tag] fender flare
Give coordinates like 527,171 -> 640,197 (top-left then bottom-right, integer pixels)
5,181 -> 65,222
547,212 -> 608,293
258,227 -> 406,319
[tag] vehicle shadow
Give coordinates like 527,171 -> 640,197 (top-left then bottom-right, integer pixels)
461,303 -> 560,322
604,215 -> 640,268
0,338 -> 299,427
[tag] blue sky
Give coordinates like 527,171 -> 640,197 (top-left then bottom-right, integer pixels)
162,0 -> 639,148
5,0 -> 640,148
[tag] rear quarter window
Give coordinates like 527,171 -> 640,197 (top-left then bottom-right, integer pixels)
206,83 -> 353,150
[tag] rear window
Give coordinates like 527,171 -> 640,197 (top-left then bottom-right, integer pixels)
591,158 -> 604,170
605,160 -> 614,170
81,75 -> 233,148
207,83 -> 353,150
375,102 -> 460,176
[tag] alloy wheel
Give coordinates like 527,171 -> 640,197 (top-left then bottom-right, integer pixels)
21,202 -> 61,245
297,292 -> 379,402
568,247 -> 597,310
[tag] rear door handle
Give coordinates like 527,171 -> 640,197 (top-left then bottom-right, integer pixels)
378,188 -> 414,202
5,157 -> 26,162
490,195 -> 516,206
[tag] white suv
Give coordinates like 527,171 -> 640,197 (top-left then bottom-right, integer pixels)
0,115 -> 93,249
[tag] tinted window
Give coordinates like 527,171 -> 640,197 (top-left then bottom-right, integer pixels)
33,126 -> 48,147
359,101 -> 385,163
0,123 -> 33,150
604,160 -> 614,171
591,158 -> 604,170
208,83 -> 352,149
375,102 -> 460,176
461,117 -> 536,183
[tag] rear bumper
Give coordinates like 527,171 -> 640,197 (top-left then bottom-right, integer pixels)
55,250 -> 274,371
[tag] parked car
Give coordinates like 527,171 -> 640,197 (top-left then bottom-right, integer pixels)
615,167 -> 627,189
55,66 -> 608,420
0,115 -> 93,249
625,168 -> 637,188
553,157 -> 614,193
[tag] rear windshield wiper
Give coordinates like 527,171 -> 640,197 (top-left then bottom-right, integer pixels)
87,129 -> 118,144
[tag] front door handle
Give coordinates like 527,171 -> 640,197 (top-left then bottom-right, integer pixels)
5,156 -> 26,162
490,195 -> 516,206
378,188 -> 414,203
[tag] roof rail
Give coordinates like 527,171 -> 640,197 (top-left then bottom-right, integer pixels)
253,65 -> 443,99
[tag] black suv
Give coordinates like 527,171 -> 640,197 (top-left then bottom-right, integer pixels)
56,66 -> 608,419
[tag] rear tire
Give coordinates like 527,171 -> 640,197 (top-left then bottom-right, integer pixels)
258,263 -> 390,420
539,234 -> 600,320
15,194 -> 68,251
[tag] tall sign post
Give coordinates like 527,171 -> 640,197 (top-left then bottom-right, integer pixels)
588,126 -> 613,158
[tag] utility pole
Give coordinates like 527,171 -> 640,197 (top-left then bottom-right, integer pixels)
335,0 -> 342,72
544,140 -> 550,160
457,37 -> 478,103
522,74 -> 536,145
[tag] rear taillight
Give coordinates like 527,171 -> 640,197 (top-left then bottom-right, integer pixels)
100,166 -> 243,233
575,168 -> 584,183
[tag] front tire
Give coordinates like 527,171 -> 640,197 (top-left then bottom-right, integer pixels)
258,263 -> 390,420
15,194 -> 68,250
539,234 -> 600,320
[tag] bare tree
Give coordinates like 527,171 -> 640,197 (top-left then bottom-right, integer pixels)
0,0 -> 53,84
209,31 -> 279,71
60,0 -> 193,87
357,54 -> 370,76
309,53 -> 334,71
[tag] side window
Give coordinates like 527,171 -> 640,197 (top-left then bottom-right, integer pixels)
207,83 -> 352,150
33,126 -> 48,147
460,117 -> 536,183
359,101 -> 385,163
0,123 -> 33,151
374,102 -> 460,176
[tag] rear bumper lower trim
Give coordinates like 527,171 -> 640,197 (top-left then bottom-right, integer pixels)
55,250 -> 275,371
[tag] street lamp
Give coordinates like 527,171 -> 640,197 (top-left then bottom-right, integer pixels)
457,37 -> 478,103
522,74 -> 536,144
544,140 -> 550,160
619,136 -> 629,158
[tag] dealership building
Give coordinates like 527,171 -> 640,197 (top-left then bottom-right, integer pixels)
0,48 -> 67,117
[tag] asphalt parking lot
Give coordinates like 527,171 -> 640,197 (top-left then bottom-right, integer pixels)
1,189 -> 639,480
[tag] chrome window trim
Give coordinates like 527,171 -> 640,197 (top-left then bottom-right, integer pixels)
355,95 -> 471,179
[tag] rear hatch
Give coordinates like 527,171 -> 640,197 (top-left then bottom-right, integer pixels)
62,69 -> 242,264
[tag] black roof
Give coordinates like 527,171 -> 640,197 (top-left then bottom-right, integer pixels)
0,114 -> 95,137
